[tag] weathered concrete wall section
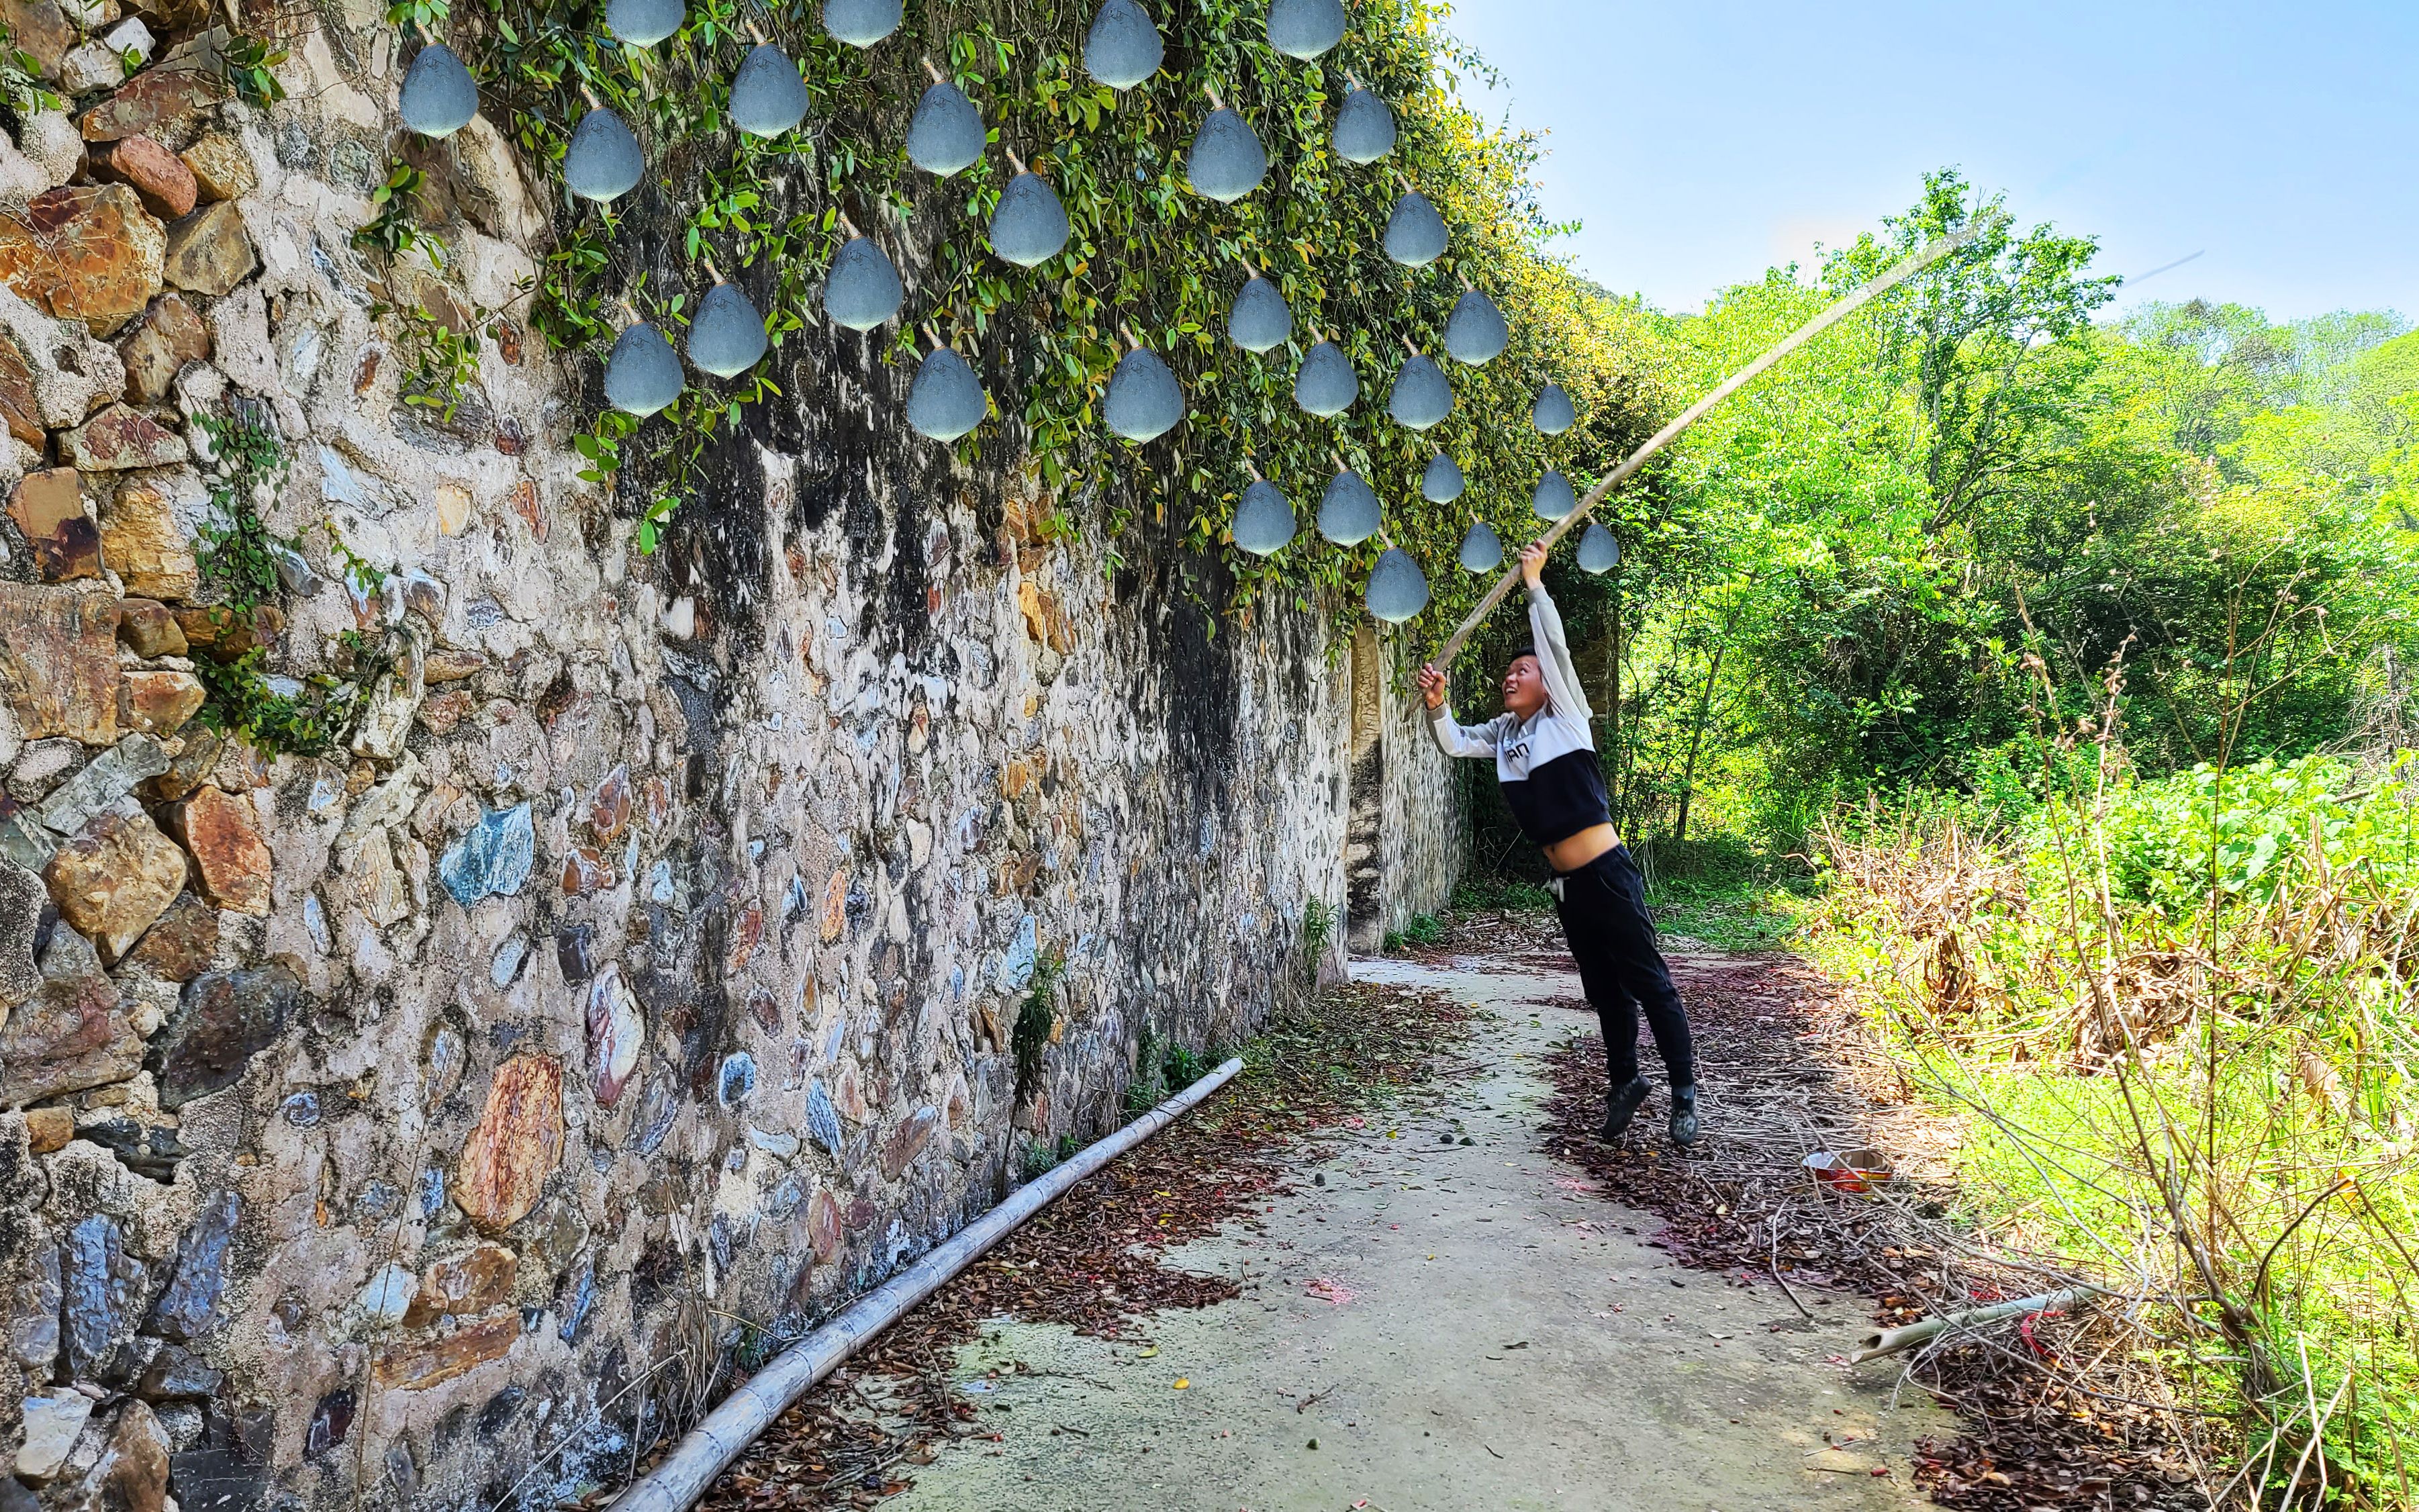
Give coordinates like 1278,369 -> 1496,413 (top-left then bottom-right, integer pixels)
1343,621 -> 1464,952
1375,628 -> 1464,929
0,16 -> 1462,1512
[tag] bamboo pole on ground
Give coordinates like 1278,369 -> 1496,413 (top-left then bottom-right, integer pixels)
1849,1285 -> 2102,1364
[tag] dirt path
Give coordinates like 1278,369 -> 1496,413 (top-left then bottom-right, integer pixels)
884,949 -> 1952,1511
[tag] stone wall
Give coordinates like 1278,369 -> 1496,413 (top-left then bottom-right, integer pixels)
0,15 -> 1463,1512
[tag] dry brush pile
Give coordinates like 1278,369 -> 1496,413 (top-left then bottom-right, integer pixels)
1801,753 -> 2419,1510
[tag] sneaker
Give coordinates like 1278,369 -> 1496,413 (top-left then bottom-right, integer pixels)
1668,1085 -> 1700,1147
1597,1076 -> 1651,1141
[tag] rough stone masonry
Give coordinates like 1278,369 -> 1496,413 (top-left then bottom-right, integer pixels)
0,3 -> 1464,1509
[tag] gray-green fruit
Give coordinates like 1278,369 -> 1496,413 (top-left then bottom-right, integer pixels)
1266,0 -> 1345,58
399,46 -> 478,139
1533,383 -> 1576,434
822,0 -> 900,46
1187,108 -> 1268,203
907,80 -> 985,176
989,173 -> 1071,267
1085,0 -> 1163,88
687,283 -> 768,377
822,238 -> 902,331
1458,521 -> 1502,572
1317,468 -> 1380,545
1366,548 -> 1430,622
607,0 -> 683,46
1333,87 -> 1396,163
1228,277 -> 1293,352
1531,469 -> 1576,521
908,348 -> 987,440
1388,353 -> 1452,430
564,108 -> 643,203
1233,479 -> 1295,555
604,322 -> 682,417
1294,341 -> 1358,417
1104,347 -> 1184,442
730,44 -> 808,136
1577,522 -> 1620,573
1443,289 -> 1508,365
1384,191 -> 1448,267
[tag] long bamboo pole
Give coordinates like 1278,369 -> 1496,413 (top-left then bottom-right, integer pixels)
1429,225 -> 1979,669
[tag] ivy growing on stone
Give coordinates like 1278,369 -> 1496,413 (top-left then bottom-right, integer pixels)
1011,946 -> 1067,1106
192,406 -> 292,615
0,22 -> 64,121
188,407 -> 383,757
457,0 -> 1658,636
220,32 -> 291,108
354,160 -> 443,265
393,300 -> 485,422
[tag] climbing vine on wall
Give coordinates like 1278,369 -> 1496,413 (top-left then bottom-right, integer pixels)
450,0 -> 1667,631
177,401 -> 407,756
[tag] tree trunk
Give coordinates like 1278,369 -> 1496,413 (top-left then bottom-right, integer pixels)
1605,572 -> 1621,814
1674,637 -> 1727,846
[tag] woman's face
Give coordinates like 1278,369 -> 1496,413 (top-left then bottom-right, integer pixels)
1503,655 -> 1547,719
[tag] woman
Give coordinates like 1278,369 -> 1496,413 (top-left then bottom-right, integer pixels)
1417,540 -> 1699,1145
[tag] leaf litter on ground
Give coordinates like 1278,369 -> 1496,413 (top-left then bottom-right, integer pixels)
689,977 -> 1479,1510
1533,925 -> 2215,1512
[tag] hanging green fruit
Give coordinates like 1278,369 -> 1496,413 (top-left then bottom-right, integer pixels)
822,221 -> 902,331
908,62 -> 985,177
688,269 -> 768,377
1104,325 -> 1184,442
399,46 -> 478,138
1388,349 -> 1452,431
821,0 -> 900,47
1228,271 -> 1293,353
1332,84 -> 1396,164
604,318 -> 683,418
1233,471 -> 1296,555
1443,285 -> 1507,365
1294,336 -> 1358,417
1384,189 -> 1448,267
1457,521 -> 1502,571
1531,469 -> 1575,520
1085,0 -> 1163,89
908,330 -> 988,440
1421,453 -> 1465,503
564,104 -> 643,203
1366,548 -> 1430,622
989,152 -> 1070,267
730,38 -> 809,137
1577,522 -> 1620,573
606,0 -> 683,47
1533,383 -> 1576,434
1266,0 -> 1345,59
1317,463 -> 1380,545
1186,98 -> 1268,203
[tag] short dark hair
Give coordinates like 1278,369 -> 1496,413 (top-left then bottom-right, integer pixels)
1505,645 -> 1539,673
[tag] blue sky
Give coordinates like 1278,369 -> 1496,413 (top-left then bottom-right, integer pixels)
1440,0 -> 2418,322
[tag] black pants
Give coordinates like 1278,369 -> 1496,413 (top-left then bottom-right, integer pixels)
1552,846 -> 1695,1089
